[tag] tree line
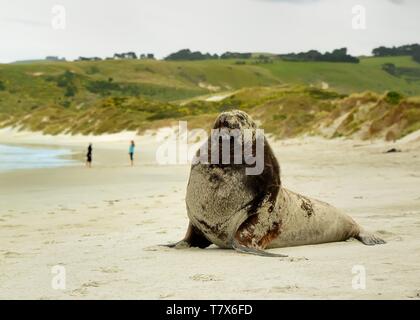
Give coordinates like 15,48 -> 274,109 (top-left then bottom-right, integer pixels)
372,44 -> 420,64
163,48 -> 359,63
76,52 -> 155,62
164,49 -> 252,61
278,48 -> 359,63
63,44 -> 420,63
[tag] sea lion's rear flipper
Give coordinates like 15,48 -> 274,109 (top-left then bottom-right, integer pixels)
232,239 -> 288,258
162,222 -> 212,249
355,231 -> 386,245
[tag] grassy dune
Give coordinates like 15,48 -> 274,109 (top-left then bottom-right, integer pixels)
259,56 -> 420,96
1,56 -> 420,139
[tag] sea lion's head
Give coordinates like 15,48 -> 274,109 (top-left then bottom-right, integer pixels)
206,110 -> 264,176
213,110 -> 257,131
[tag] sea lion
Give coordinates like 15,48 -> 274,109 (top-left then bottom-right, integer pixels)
167,110 -> 385,257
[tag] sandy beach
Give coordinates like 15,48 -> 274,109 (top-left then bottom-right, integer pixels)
0,129 -> 419,300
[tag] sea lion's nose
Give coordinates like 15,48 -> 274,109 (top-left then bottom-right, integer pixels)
219,115 -> 230,126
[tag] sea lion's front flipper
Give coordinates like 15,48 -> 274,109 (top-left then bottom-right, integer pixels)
232,239 -> 287,258
228,137 -> 285,259
163,240 -> 190,249
162,222 -> 212,249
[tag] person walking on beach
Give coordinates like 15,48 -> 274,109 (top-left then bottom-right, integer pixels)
86,143 -> 93,168
129,140 -> 135,166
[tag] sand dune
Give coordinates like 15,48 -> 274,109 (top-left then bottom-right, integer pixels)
0,131 -> 419,299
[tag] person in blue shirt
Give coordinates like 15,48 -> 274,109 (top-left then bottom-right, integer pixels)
129,140 -> 135,166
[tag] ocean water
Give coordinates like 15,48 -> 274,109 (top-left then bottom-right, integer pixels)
0,144 -> 76,172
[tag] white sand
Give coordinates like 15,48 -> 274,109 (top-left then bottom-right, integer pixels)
0,128 -> 419,300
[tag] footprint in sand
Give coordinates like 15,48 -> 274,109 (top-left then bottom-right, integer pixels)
190,274 -> 222,282
377,230 -> 395,236
82,281 -> 102,288
373,278 -> 386,282
70,287 -> 88,297
286,256 -> 309,262
2,224 -> 24,229
61,223 -> 85,229
143,245 -> 170,252
3,251 -> 22,258
105,200 -> 121,206
376,230 -> 402,241
58,207 -> 76,212
241,288 -> 267,294
407,290 -> 420,299
97,266 -> 122,274
43,240 -> 57,245
70,281 -> 102,296
269,284 -> 300,293
159,293 -> 175,299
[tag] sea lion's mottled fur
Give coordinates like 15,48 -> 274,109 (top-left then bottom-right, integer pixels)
167,110 -> 385,256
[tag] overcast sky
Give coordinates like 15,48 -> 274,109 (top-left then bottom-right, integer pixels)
0,0 -> 419,62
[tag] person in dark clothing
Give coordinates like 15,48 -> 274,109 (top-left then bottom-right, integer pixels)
86,143 -> 92,168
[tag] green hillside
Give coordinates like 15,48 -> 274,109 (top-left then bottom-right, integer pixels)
1,55 -> 420,139
259,56 -> 420,96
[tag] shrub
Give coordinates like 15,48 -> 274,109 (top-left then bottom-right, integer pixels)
385,91 -> 404,105
86,66 -> 100,74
